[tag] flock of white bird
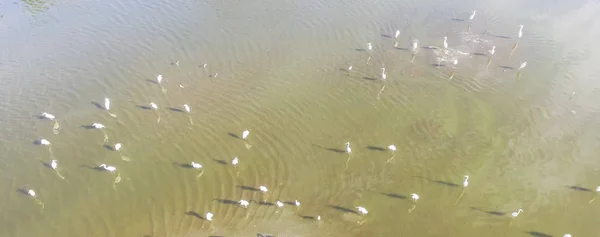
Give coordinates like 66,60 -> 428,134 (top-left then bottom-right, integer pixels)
21,9 -> 581,237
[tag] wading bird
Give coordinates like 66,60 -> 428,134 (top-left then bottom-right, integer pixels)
104,98 -> 111,111
356,206 -> 368,215
443,37 -> 448,49
408,193 -> 420,213
41,112 -> 55,120
381,68 -> 387,80
232,157 -> 239,167
99,164 -> 116,172
50,160 -> 57,170
367,42 -> 372,51
454,175 -> 469,204
259,185 -> 268,193
517,61 -> 527,78
114,143 -> 122,151
183,104 -> 190,113
205,212 -> 213,221
242,130 -> 250,140
276,200 -> 284,208
39,139 -> 51,146
157,75 -> 163,84
469,10 -> 476,20
518,25 -> 523,39
395,30 -> 400,38
386,145 -> 397,163
191,162 -> 204,178
239,200 -> 249,208
92,123 -> 105,129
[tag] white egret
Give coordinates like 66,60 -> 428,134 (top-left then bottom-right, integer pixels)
276,200 -> 284,208
41,112 -> 55,120
563,235 -> 571,237
149,102 -> 161,122
454,175 -> 469,204
242,130 -> 250,140
92,123 -> 105,129
191,162 -> 204,178
410,39 -> 419,63
50,160 -> 57,169
386,145 -> 397,163
157,75 -> 163,84
259,185 -> 268,193
356,206 -> 368,215
381,68 -> 387,80
469,10 -> 476,20
26,189 -> 44,209
295,200 -> 301,212
487,46 -> 496,67
183,104 -> 190,113
239,200 -> 250,208
589,186 -> 600,203
395,30 -> 400,38
317,215 -> 321,221
114,143 -> 122,151
367,42 -> 372,51
443,37 -> 448,49
344,141 -> 352,169
408,193 -> 419,213
39,139 -> 50,146
99,164 -> 116,172
104,98 -> 111,111
348,65 -> 353,71
518,25 -> 523,39
509,208 -> 523,226
517,61 -> 527,79
205,212 -> 214,221
232,157 -> 239,167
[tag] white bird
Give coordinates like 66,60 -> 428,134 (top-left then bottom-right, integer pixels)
99,164 -> 116,172
50,160 -> 58,170
488,46 -> 496,56
104,98 -> 110,111
157,75 -> 163,84
519,62 -> 527,70
412,40 -> 419,52
345,142 -> 352,153
367,42 -> 372,51
114,143 -> 122,151
411,193 -> 420,202
469,10 -> 476,20
232,157 -> 239,166
41,112 -> 55,120
295,200 -> 301,207
317,215 -> 321,221
348,65 -> 353,71
242,130 -> 250,140
381,68 -> 387,80
191,162 -> 202,169
563,235 -> 571,237
183,104 -> 190,113
395,30 -> 400,38
511,208 -> 524,218
239,200 -> 249,208
149,102 -> 158,110
27,189 -> 36,197
39,139 -> 51,146
276,200 -> 284,208
596,186 -> 600,192
259,185 -> 268,193
453,59 -> 458,66
463,175 -> 469,187
92,123 -> 105,129
443,37 -> 448,49
356,206 -> 368,215
388,145 -> 396,152
205,212 -> 213,221
518,25 -> 523,38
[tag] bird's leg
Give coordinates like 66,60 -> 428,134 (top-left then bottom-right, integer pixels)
410,53 -> 416,63
196,170 -> 204,179
516,71 -> 521,79
345,154 -> 352,170
408,204 -> 416,213
55,169 -> 65,180
448,71 -> 455,81
386,153 -> 396,163
376,85 -> 386,100
454,188 -> 465,205
510,41 -> 519,58
589,195 -> 597,204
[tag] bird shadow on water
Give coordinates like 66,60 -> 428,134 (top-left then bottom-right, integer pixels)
91,101 -> 105,110
212,159 -> 227,165
470,207 -> 506,216
16,188 -> 29,196
227,132 -> 241,139
415,176 -> 460,187
103,144 -> 114,151
328,204 -> 358,214
525,231 -> 553,237
380,192 -> 407,200
80,125 -> 96,129
145,79 -> 159,84
499,65 -> 514,70
471,52 -> 486,56
299,215 -> 317,220
185,211 -> 205,220
366,146 -> 386,151
41,161 -> 53,169
362,77 -> 378,81
257,201 -> 275,206
136,105 -> 152,110
214,199 -> 238,205
173,162 -> 193,168
354,48 -> 366,52
80,164 -> 105,171
168,107 -> 184,113
257,233 -> 275,237
566,185 -> 592,192
381,34 -> 392,38
395,47 -> 408,51
312,144 -> 346,153
452,18 -> 465,22
237,185 -> 261,192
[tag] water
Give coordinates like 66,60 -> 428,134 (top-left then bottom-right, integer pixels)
1,0 -> 600,236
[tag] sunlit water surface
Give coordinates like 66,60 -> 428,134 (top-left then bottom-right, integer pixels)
1,0 -> 600,236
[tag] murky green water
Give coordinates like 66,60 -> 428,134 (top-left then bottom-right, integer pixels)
1,0 -> 600,236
